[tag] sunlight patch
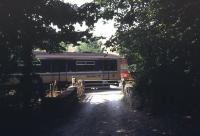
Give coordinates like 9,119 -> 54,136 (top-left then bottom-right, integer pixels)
116,128 -> 126,133
83,91 -> 123,104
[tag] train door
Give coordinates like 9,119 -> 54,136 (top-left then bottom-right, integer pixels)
102,59 -> 118,80
102,60 -> 109,80
66,60 -> 76,82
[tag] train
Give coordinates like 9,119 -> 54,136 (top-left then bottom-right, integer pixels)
4,51 -> 131,90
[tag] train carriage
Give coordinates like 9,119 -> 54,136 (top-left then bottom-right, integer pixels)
4,51 -> 130,90
34,52 -> 125,89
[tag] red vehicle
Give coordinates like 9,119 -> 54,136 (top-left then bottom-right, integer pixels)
120,58 -> 132,80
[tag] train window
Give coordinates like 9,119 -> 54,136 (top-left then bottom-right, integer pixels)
51,60 -> 66,72
67,60 -> 76,72
16,59 -> 42,73
33,59 -> 42,72
76,60 -> 96,71
103,60 -> 117,71
37,59 -> 67,72
76,61 -> 95,65
40,60 -> 51,72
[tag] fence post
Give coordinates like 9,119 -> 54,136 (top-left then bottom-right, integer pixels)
77,80 -> 85,97
72,77 -> 76,86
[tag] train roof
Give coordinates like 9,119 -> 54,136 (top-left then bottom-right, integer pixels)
34,51 -> 121,60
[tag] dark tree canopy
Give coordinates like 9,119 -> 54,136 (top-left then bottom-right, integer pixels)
0,0 -> 101,79
0,0 -> 101,106
99,0 -> 200,112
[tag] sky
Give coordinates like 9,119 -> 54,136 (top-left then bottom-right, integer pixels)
64,0 -> 116,40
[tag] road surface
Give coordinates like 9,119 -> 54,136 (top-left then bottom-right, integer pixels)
37,87 -> 177,136
2,86 -> 199,136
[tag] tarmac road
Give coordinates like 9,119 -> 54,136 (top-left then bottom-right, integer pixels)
2,86 -> 200,136
39,86 -> 177,136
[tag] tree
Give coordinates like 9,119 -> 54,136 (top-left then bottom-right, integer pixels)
0,0 -> 101,107
77,40 -> 103,53
99,0 -> 200,112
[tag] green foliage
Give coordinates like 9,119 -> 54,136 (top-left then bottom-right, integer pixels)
0,0 -> 101,107
59,41 -> 69,51
0,0 -> 100,76
77,40 -> 103,53
1,1 -> 100,62
101,0 -> 200,113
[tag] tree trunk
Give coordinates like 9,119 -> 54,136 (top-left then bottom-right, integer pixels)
20,44 -> 33,109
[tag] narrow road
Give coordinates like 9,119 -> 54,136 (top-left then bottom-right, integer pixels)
39,87 -> 176,136
2,87 -> 200,136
